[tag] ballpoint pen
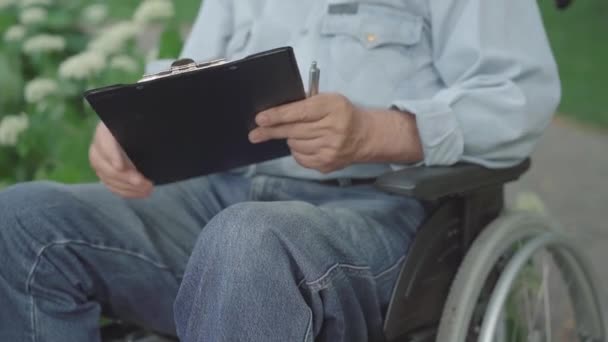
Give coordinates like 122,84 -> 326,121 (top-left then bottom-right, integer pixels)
308,61 -> 320,97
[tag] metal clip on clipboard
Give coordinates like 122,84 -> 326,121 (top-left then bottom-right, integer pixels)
138,58 -> 228,83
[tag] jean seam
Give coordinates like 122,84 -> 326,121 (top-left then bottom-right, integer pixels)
248,175 -> 265,201
26,240 -> 175,292
297,254 -> 407,292
303,305 -> 313,342
25,240 -> 177,342
30,296 -> 37,342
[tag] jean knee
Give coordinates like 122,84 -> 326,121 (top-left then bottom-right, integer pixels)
208,201 -> 319,243
0,181 -> 82,254
0,183 -> 66,280
190,202 -> 320,270
179,202 -> 320,310
1,181 -> 75,213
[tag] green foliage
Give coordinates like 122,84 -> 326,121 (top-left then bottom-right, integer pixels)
539,1 -> 608,127
0,0 -> 200,186
158,24 -> 183,59
0,53 -> 24,111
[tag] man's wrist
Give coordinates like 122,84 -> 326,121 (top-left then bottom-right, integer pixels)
356,108 -> 423,164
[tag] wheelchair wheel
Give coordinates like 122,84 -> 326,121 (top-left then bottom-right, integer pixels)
436,211 -> 606,342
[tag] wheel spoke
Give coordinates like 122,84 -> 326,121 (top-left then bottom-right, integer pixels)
436,213 -> 604,342
541,257 -> 551,342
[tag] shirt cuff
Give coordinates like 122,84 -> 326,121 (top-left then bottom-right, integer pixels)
391,98 -> 464,166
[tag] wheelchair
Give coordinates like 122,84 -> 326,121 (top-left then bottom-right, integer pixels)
102,158 -> 606,342
377,159 -> 605,341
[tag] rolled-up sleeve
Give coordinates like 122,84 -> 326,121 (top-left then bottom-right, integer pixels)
392,0 -> 561,168
145,0 -> 233,74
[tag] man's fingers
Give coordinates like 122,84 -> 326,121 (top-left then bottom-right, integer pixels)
104,183 -> 152,199
291,151 -> 318,169
96,123 -> 127,170
101,136 -> 126,170
291,151 -> 335,174
256,97 -> 327,127
95,159 -> 154,198
91,144 -> 149,187
287,138 -> 323,156
98,170 -> 153,192
90,145 -> 128,185
249,122 -> 322,143
99,175 -> 154,198
90,122 -> 153,199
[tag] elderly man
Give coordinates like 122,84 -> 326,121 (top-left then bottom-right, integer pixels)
0,0 -> 560,341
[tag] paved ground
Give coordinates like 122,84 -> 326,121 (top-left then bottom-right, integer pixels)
506,118 -> 608,278
506,117 -> 608,333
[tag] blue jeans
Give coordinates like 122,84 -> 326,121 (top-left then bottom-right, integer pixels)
0,173 -> 425,342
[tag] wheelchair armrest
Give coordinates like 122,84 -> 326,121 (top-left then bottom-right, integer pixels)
375,158 -> 530,201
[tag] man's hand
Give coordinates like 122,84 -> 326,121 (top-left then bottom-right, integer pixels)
249,93 -> 370,173
89,122 -> 154,198
249,93 -> 423,173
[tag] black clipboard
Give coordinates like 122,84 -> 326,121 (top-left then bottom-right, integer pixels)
84,47 -> 305,184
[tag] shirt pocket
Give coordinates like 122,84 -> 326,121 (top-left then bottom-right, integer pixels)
320,2 -> 425,87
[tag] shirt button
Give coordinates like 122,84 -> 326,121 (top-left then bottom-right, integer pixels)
366,33 -> 377,43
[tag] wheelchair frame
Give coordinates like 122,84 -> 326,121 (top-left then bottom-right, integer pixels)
378,159 -> 531,341
378,158 -> 605,342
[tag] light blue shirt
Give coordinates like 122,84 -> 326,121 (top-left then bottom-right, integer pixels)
148,0 -> 560,180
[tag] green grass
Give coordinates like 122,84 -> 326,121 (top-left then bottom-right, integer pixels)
539,1 -> 608,127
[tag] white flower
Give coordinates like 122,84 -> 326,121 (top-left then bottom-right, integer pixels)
0,0 -> 15,10
133,0 -> 174,25
82,4 -> 108,25
3,25 -> 26,42
24,78 -> 58,103
22,34 -> 66,54
20,7 -> 48,25
59,51 -> 106,80
0,113 -> 29,147
109,55 -> 139,73
145,47 -> 159,63
20,0 -> 52,7
88,21 -> 141,55
514,191 -> 547,215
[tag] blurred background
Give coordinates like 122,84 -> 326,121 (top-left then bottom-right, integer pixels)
0,0 -> 606,277
2,0 -> 604,238
0,0 -> 203,186
0,2 -> 606,254
0,0 -> 606,339
0,0 -> 608,187
503,1 -> 608,333
0,0 -> 605,186
0,0 -> 605,185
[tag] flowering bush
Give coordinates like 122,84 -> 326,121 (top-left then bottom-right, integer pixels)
0,0 -> 188,188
